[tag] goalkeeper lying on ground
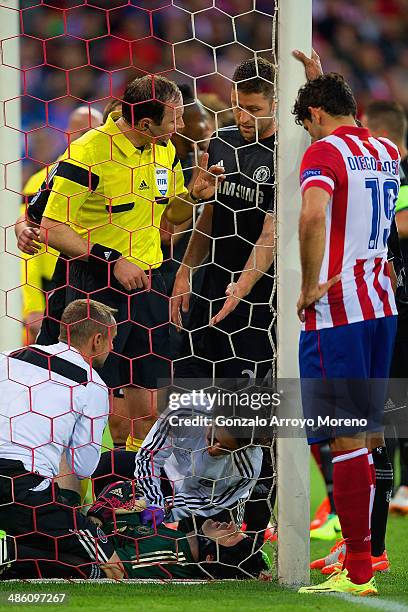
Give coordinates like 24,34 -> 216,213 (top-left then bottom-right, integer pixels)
0,481 -> 270,580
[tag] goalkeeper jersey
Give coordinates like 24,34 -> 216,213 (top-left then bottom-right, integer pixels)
135,400 -> 263,522
107,514 -> 196,579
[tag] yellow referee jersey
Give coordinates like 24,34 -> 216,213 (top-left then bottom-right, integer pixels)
40,112 -> 188,269
21,165 -> 60,319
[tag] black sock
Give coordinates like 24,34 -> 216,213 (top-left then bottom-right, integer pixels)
371,446 -> 393,557
399,439 -> 408,486
385,436 -> 398,494
319,442 -> 336,514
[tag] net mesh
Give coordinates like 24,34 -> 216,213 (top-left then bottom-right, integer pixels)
0,0 -> 278,581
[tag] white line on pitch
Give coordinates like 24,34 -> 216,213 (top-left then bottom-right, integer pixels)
331,592 -> 408,612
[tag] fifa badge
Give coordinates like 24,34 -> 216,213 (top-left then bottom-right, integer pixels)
155,167 -> 169,196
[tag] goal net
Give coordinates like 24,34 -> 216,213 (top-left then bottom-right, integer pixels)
0,0 -> 311,584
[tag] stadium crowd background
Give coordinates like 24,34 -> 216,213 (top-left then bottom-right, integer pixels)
21,0 -> 408,186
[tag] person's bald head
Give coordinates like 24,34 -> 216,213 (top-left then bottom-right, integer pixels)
171,84 -> 210,159
67,106 -> 103,141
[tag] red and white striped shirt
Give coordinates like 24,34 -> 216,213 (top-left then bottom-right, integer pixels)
300,125 -> 400,331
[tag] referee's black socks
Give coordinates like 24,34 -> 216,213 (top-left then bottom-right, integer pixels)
371,445 -> 393,557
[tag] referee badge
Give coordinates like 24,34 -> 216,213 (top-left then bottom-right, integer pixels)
155,167 -> 169,196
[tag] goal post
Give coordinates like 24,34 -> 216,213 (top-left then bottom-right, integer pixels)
0,0 -> 316,584
0,0 -> 21,352
276,0 -> 313,586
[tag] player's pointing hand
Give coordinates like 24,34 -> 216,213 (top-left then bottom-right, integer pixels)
171,270 -> 191,331
297,275 -> 341,323
210,282 -> 247,326
190,152 -> 225,201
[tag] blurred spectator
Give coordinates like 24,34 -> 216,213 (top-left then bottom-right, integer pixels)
161,84 -> 211,298
19,0 -> 407,147
313,0 -> 408,113
199,93 -> 235,132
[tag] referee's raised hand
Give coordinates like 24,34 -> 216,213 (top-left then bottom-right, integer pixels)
113,258 -> 149,291
191,152 -> 225,201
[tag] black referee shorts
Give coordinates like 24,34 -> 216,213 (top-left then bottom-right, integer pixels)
66,261 -> 170,390
0,459 -> 114,579
174,302 -> 275,385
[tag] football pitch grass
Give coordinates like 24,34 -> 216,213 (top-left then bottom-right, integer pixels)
1,460 -> 407,612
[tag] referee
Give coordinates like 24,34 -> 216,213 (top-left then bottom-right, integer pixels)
24,75 -> 225,448
0,299 -> 123,580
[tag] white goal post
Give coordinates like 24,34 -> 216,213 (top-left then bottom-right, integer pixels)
276,0 -> 313,586
0,0 -> 314,585
0,0 -> 21,352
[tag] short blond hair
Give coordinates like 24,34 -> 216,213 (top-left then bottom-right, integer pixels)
59,299 -> 117,346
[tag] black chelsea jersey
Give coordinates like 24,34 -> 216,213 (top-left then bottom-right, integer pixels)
200,126 -> 275,324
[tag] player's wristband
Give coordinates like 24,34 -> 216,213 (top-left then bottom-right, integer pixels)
88,243 -> 122,280
189,191 -> 202,203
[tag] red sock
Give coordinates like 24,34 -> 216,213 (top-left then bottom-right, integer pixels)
333,448 -> 373,584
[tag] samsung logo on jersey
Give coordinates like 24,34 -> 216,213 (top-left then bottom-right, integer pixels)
218,180 -> 264,204
347,155 -> 399,176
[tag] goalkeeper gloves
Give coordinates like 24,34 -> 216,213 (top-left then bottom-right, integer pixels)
88,480 -> 146,525
88,480 -> 165,528
139,506 -> 165,527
